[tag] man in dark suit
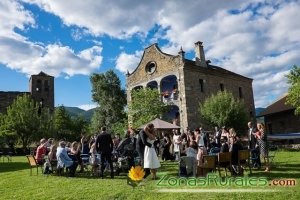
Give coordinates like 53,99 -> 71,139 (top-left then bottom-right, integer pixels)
136,124 -> 153,177
95,126 -> 114,178
247,121 -> 261,168
247,122 -> 257,149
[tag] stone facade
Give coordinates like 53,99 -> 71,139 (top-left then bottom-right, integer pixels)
259,95 -> 300,134
0,71 -> 54,114
0,92 -> 29,113
264,110 -> 300,134
126,42 -> 255,130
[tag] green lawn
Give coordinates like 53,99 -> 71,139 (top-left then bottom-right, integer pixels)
0,151 -> 299,200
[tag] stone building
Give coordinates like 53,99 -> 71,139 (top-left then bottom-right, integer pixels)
0,71 -> 54,114
258,94 -> 300,134
126,41 -> 255,130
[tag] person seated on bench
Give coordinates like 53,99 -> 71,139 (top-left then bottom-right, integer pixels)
56,140 -> 78,177
220,136 -> 229,153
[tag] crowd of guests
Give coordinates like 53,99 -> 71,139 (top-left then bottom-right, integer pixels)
33,121 -> 270,178
158,121 -> 270,174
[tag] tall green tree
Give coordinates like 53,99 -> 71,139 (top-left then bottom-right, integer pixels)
1,94 -> 53,148
286,65 -> 300,115
128,88 -> 171,128
199,91 -> 248,132
54,105 -> 73,140
72,115 -> 89,138
90,70 -> 127,132
53,106 -> 89,141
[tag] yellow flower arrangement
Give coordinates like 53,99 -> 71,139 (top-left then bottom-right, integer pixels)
128,166 -> 145,181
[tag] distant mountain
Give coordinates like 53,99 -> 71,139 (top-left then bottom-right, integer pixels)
255,107 -> 265,116
84,108 -> 96,121
63,106 -> 96,121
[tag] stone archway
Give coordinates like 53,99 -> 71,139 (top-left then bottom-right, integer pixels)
146,81 -> 158,89
160,75 -> 178,101
163,105 -> 180,126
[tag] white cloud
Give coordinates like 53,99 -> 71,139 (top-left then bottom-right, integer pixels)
0,0 -> 35,37
77,103 -> 98,111
155,1 -> 300,108
22,0 -> 163,38
0,0 -> 103,78
115,51 -> 142,74
111,0 -> 300,108
2,0 -> 300,108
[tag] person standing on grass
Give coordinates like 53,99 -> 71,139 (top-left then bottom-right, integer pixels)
248,121 -> 257,150
230,136 -> 243,175
195,128 -> 207,166
255,123 -> 270,172
136,124 -> 153,177
143,123 -> 161,180
95,126 -> 114,178
81,134 -> 90,155
173,129 -> 182,161
161,132 -> 173,161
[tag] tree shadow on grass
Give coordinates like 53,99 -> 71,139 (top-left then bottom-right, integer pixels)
0,162 -> 29,173
159,159 -> 300,180
248,162 -> 300,180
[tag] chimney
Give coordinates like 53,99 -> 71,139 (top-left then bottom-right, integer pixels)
178,46 -> 185,63
195,41 -> 207,67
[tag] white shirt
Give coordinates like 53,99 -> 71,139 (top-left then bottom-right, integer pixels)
198,135 -> 205,147
249,128 -> 253,141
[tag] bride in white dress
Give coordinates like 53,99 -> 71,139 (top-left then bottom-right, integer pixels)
143,123 -> 160,180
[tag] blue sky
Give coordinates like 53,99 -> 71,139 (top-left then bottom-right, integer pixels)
0,0 -> 299,110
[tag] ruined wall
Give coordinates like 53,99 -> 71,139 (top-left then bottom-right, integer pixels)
0,92 -> 29,113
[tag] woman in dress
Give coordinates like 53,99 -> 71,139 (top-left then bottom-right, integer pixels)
161,132 -> 172,161
70,142 -> 84,172
255,123 -> 270,172
173,129 -> 182,161
143,123 -> 161,180
195,128 -> 207,166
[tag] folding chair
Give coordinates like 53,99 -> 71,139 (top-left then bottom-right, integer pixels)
197,155 -> 216,177
238,150 -> 252,175
217,152 -> 232,177
80,154 -> 90,170
26,155 -> 43,175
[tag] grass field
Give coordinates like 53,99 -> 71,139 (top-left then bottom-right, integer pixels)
0,150 -> 299,200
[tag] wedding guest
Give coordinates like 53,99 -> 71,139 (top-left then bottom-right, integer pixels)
173,129 -> 182,161
56,140 -> 78,177
70,141 -> 84,173
95,127 -> 114,178
255,123 -> 270,172
143,123 -> 161,180
35,138 -> 48,165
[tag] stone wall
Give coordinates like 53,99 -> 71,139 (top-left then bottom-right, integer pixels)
0,92 -> 28,113
126,43 -> 255,131
127,44 -> 181,87
265,110 -> 300,134
182,65 -> 255,130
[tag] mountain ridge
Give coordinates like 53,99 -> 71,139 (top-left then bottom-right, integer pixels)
57,106 -> 96,121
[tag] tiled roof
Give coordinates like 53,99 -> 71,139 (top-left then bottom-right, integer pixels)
258,94 -> 295,116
